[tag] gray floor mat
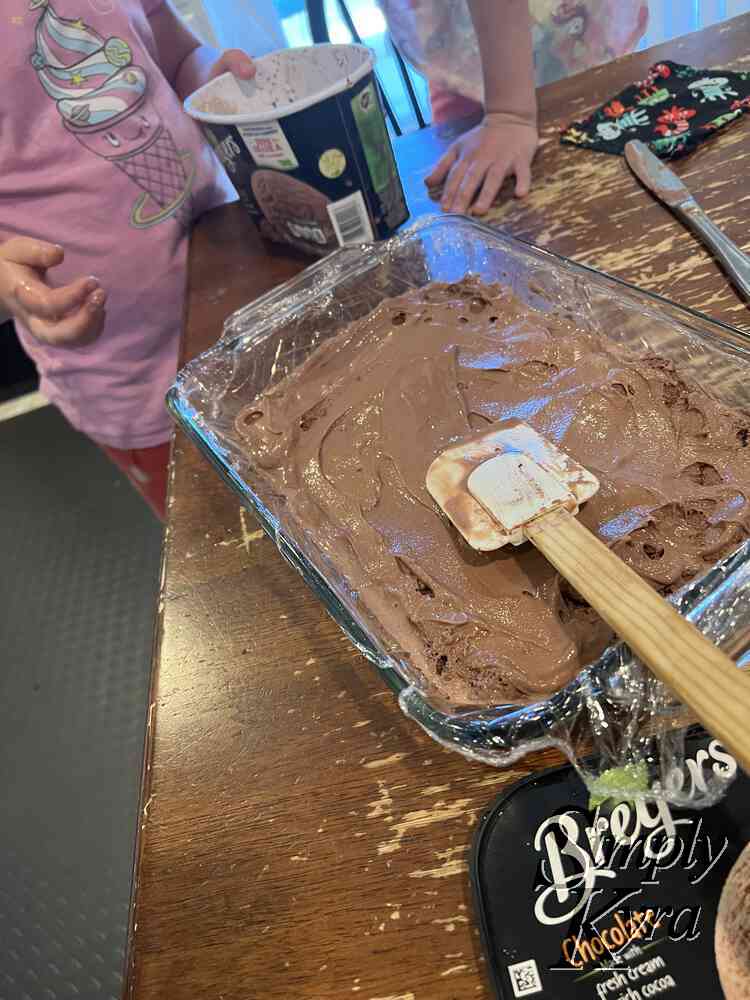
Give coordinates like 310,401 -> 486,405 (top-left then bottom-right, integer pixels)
0,405 -> 163,1000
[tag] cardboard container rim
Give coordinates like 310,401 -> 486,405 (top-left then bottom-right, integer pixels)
184,43 -> 375,126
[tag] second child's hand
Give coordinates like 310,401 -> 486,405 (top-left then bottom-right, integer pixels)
0,238 -> 106,346
428,0 -> 539,216
427,114 -> 539,216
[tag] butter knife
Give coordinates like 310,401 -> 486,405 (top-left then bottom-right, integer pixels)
624,139 -> 750,301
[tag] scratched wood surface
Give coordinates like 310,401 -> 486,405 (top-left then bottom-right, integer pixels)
401,13 -> 750,333
126,16 -> 750,1000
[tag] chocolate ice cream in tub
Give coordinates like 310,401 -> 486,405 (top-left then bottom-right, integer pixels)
185,44 -> 407,257
167,216 -> 750,778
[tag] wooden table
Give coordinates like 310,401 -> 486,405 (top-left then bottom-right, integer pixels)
126,16 -> 750,999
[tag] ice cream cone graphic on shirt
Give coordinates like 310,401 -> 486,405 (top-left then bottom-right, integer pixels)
30,0 -> 195,228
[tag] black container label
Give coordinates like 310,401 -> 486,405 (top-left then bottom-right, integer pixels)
472,732 -> 747,999
201,72 -> 407,257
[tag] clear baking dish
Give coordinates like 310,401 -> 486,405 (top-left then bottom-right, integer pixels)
167,215 -> 750,805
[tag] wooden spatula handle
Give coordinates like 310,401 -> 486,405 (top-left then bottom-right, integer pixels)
526,509 -> 750,774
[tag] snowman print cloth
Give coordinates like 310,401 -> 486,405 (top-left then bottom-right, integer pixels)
561,60 -> 750,159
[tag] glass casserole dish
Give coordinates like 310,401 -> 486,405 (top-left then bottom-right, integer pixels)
167,215 -> 750,805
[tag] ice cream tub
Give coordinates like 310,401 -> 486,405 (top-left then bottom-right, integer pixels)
185,44 -> 408,257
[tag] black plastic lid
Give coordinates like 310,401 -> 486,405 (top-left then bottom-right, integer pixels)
471,730 -> 749,998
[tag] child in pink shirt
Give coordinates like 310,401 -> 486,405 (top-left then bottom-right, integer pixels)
0,0 -> 255,518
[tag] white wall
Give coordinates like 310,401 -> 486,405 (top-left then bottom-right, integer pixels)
172,0 -> 219,46
177,0 -> 286,55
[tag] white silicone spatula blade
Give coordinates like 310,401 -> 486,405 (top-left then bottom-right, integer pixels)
467,453 -> 577,544
426,418 -> 598,550
428,419 -> 750,775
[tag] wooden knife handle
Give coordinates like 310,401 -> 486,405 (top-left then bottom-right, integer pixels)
526,509 -> 750,774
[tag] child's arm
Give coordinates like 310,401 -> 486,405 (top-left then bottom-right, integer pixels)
0,238 -> 106,346
146,2 -> 254,102
427,0 -> 538,215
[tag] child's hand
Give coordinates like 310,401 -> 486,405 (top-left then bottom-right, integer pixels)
0,238 -> 106,346
207,49 -> 256,83
426,114 -> 539,216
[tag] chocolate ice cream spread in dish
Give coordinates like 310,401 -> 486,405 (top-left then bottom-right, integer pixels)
235,279 -> 750,707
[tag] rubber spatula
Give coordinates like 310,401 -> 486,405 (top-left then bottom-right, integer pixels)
427,418 -> 750,773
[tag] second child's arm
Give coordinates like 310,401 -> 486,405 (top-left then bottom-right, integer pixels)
428,0 -> 538,215
147,2 -> 255,101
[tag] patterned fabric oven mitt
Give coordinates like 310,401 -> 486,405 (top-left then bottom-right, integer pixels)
561,60 -> 750,158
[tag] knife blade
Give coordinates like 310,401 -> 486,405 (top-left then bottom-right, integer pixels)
624,139 -> 750,302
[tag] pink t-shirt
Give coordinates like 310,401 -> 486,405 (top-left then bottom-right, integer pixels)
1,0 -> 231,448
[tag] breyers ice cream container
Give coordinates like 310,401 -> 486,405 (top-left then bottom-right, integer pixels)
185,44 -> 408,257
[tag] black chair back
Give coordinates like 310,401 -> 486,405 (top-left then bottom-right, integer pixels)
305,0 -> 427,136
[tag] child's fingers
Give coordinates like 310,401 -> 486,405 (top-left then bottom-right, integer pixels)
513,157 -> 532,199
14,275 -> 99,322
445,159 -> 490,214
1,237 -> 64,271
439,159 -> 471,212
29,290 -> 107,346
471,163 -> 510,216
211,49 -> 255,81
425,146 -> 458,189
